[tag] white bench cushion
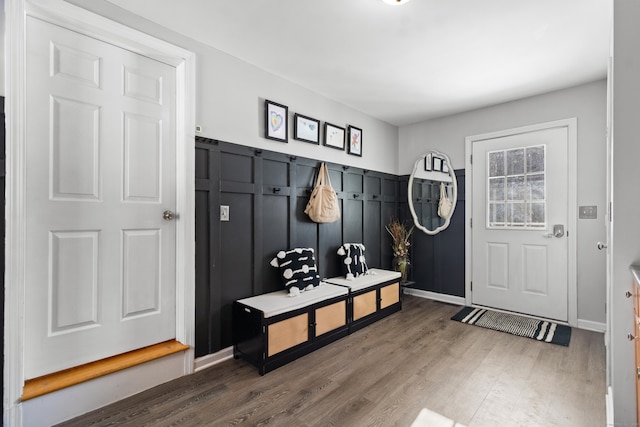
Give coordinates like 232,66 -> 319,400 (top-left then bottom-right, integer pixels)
324,268 -> 401,292
236,283 -> 348,318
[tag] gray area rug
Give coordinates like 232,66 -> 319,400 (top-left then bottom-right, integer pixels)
451,306 -> 571,346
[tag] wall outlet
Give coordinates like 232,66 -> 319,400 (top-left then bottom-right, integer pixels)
220,205 -> 230,221
195,125 -> 202,132
579,205 -> 597,219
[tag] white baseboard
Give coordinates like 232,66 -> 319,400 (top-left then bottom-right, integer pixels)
405,288 -> 607,333
194,346 -> 234,372
577,319 -> 607,333
20,351 -> 191,427
404,288 -> 465,306
606,386 -> 614,426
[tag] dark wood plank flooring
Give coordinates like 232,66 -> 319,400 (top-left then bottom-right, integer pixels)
58,296 -> 606,427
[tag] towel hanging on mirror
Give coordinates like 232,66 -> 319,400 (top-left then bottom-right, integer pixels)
438,182 -> 453,218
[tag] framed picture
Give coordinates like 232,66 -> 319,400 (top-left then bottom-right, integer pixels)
293,113 -> 320,144
347,125 -> 363,157
432,156 -> 443,172
324,122 -> 345,150
442,159 -> 449,173
265,99 -> 288,142
424,153 -> 432,171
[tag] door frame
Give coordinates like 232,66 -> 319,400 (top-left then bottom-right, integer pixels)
5,0 -> 196,423
464,118 -> 578,326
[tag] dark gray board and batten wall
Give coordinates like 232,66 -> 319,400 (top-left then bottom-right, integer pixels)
194,137 -> 465,357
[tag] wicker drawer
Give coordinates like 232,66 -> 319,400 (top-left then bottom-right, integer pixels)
325,269 -> 402,333
233,284 -> 349,375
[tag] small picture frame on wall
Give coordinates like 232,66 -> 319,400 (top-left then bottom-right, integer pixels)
432,156 -> 443,172
347,125 -> 363,157
424,153 -> 432,171
293,113 -> 320,144
264,99 -> 288,142
324,122 -> 345,150
442,159 -> 449,173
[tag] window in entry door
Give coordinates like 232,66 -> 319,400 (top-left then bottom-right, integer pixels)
487,145 -> 546,229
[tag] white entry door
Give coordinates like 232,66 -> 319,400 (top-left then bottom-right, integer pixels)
24,16 -> 177,378
471,125 -> 570,321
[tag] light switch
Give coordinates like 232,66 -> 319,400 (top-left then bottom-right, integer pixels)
579,205 -> 597,219
220,205 -> 230,221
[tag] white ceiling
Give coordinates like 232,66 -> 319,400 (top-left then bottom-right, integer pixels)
106,0 -> 612,126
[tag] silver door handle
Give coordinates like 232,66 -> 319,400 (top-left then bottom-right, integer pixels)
163,210 -> 175,221
544,224 -> 565,238
597,242 -> 608,250
552,224 -> 564,238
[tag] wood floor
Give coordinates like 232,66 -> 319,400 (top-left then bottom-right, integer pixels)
58,296 -> 606,427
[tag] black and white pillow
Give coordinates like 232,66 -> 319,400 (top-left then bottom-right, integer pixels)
270,247 -> 320,296
337,243 -> 368,280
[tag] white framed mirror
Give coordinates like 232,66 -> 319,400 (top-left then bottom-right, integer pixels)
408,151 -> 458,235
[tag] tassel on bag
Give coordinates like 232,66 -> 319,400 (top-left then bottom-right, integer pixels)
304,162 -> 340,223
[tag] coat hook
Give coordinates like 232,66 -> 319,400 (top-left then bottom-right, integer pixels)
273,187 -> 281,193
343,166 -> 349,170
289,156 -> 297,162
254,149 -> 263,156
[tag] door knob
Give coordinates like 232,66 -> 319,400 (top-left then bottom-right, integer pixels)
597,242 -> 608,250
544,224 -> 565,238
163,210 -> 175,221
552,224 -> 565,238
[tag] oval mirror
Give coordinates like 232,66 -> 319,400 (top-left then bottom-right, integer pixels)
408,151 -> 458,235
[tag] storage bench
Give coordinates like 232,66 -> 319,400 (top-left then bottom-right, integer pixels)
233,283 -> 349,375
324,268 -> 402,332
233,269 -> 402,374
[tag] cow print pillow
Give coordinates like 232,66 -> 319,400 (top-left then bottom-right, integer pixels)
337,243 -> 368,280
270,247 -> 320,296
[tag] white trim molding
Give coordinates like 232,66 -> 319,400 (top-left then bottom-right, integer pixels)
4,1 -> 196,425
404,288 -> 465,306
464,118 -> 579,326
194,347 -> 235,373
606,386 -> 614,426
577,319 -> 607,333
5,1 -> 28,424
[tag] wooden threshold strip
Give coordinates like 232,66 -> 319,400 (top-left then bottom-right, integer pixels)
21,339 -> 190,401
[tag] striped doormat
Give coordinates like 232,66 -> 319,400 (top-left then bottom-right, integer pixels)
451,307 -> 571,346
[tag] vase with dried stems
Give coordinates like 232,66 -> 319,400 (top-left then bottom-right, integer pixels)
385,218 -> 414,282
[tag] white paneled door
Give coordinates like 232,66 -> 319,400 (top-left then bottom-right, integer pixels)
24,16 -> 177,378
471,126 -> 569,321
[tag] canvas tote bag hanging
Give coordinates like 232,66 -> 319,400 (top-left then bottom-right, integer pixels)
304,162 -> 340,223
438,182 -> 453,218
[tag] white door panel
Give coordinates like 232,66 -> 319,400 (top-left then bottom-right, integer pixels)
25,17 -> 177,378
472,126 -> 569,321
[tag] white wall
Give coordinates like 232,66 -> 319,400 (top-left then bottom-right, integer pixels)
195,49 -> 399,174
611,0 -> 640,422
400,80 -> 608,325
66,0 -> 399,175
